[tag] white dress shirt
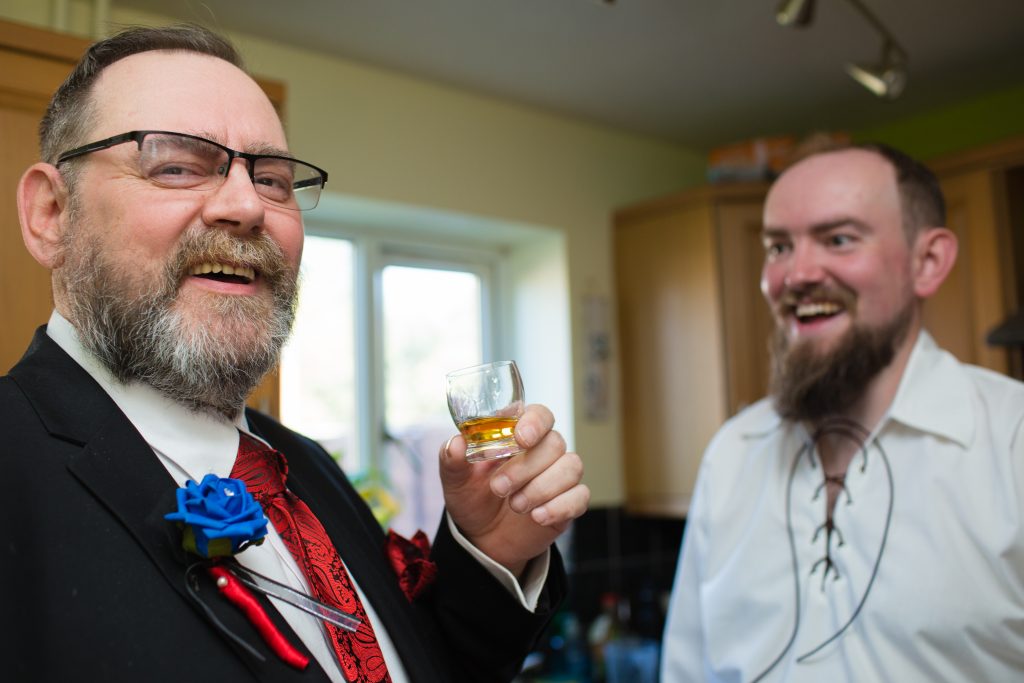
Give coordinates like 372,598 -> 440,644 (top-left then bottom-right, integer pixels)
47,311 -> 548,682
661,331 -> 1024,683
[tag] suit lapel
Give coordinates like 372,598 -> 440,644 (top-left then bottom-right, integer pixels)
11,328 -> 329,682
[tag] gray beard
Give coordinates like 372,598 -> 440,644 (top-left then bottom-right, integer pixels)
58,220 -> 298,419
769,303 -> 913,424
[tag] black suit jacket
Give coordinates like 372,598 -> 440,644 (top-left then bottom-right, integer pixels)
0,327 -> 565,682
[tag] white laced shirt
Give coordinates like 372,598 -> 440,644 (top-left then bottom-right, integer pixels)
661,331 -> 1024,683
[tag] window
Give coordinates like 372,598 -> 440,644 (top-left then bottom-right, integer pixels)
380,263 -> 485,536
280,236 -> 357,468
280,195 -> 573,540
282,232 -> 503,537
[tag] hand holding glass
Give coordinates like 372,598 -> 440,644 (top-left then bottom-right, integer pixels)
446,361 -> 527,463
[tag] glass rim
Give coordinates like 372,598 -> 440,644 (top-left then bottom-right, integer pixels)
445,359 -> 518,379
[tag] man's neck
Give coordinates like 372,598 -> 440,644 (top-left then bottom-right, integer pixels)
813,324 -> 920,479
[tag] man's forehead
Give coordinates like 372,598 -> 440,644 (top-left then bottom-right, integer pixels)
780,149 -> 894,191
87,50 -> 287,148
766,149 -> 899,218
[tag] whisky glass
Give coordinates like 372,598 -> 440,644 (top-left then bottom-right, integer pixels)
446,360 -> 527,463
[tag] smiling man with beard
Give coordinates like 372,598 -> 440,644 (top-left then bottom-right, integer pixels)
661,144 -> 1024,682
60,220 -> 298,416
0,24 -> 588,683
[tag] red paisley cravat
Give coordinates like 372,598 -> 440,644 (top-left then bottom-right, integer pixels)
232,432 -> 391,683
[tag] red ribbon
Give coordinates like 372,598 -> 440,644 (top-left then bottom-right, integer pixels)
385,529 -> 438,602
207,565 -> 309,670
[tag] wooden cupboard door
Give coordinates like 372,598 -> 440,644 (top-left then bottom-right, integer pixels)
0,50 -> 73,374
615,203 -> 728,516
927,169 -> 1009,373
716,199 -> 772,415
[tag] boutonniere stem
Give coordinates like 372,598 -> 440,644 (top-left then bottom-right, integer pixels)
167,475 -> 361,669
208,565 -> 310,670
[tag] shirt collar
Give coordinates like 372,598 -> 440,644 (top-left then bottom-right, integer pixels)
46,310 -> 251,483
885,330 -> 974,448
738,330 -> 974,449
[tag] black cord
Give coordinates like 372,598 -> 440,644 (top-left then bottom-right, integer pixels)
797,434 -> 893,662
750,441 -> 811,683
749,418 -> 893,680
184,560 -> 267,663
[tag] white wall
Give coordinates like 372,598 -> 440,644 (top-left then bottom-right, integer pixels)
2,2 -> 707,505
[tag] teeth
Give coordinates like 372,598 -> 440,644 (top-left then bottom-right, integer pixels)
190,263 -> 255,282
795,301 -> 842,318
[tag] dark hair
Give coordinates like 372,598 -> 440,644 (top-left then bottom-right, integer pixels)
40,24 -> 244,166
854,142 -> 946,239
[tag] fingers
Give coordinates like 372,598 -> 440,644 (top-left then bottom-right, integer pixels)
442,402 -> 589,530
514,403 -> 555,449
489,427 -> 566,498
491,436 -> 588,527
531,483 -> 590,530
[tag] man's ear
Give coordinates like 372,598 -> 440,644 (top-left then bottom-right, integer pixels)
18,162 -> 70,269
912,226 -> 958,299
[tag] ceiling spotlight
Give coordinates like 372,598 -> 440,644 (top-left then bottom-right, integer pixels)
775,0 -> 910,99
776,0 -> 815,28
845,40 -> 908,99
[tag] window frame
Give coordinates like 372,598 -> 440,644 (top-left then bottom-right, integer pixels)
301,221 -> 510,474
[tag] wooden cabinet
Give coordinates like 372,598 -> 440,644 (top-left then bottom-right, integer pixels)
0,19 -> 284,416
613,183 -> 769,517
928,138 -> 1024,379
0,22 -> 84,377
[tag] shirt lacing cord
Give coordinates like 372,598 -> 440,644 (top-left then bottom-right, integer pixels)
810,515 -> 845,590
751,417 -> 894,683
806,418 -> 871,590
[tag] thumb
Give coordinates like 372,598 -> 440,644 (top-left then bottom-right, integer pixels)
439,434 -> 472,489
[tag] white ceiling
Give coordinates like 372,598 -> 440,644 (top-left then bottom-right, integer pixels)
116,0 -> 1024,150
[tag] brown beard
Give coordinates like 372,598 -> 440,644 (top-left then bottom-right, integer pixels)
58,215 -> 299,418
769,302 -> 913,424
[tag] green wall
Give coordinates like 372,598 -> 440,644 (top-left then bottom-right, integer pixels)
853,82 -> 1024,161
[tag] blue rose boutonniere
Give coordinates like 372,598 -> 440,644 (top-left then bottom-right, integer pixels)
165,474 -> 268,558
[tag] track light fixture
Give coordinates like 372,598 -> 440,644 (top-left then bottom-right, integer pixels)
777,0 -> 909,99
842,0 -> 909,98
845,39 -> 907,99
776,0 -> 815,28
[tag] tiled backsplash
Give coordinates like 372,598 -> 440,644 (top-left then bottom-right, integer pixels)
518,506 -> 686,682
566,506 -> 685,636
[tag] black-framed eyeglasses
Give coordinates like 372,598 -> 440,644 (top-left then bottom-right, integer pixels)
56,130 -> 329,211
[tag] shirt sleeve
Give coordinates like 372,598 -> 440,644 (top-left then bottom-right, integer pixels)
445,512 -> 550,611
661,456 -> 712,682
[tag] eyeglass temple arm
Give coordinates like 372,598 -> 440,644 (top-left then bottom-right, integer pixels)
56,132 -> 140,164
293,177 -> 326,190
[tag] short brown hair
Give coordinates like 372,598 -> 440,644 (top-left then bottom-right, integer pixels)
855,142 -> 946,239
40,24 -> 244,166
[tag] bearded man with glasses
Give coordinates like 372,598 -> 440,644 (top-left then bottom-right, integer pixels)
1,24 -> 587,683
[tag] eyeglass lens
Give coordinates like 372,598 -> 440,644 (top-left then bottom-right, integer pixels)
138,133 -> 323,210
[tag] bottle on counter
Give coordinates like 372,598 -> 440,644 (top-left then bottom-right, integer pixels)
601,586 -> 660,683
587,592 -> 625,683
539,610 -> 591,683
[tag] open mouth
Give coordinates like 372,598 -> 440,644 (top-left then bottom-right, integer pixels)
793,300 -> 844,323
189,262 -> 256,285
